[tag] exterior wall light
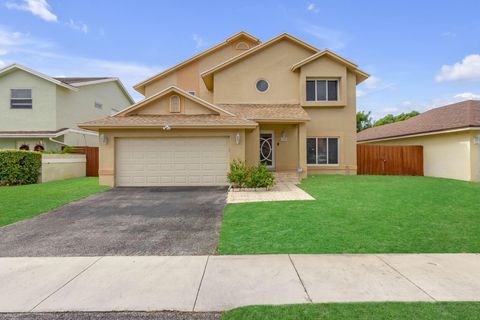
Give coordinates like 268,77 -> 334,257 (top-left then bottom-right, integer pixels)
163,124 -> 172,131
99,133 -> 108,145
475,135 -> 480,145
235,132 -> 241,145
281,130 -> 288,142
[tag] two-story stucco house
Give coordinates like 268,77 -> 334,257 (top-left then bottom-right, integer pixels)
80,32 -> 368,187
0,64 -> 134,150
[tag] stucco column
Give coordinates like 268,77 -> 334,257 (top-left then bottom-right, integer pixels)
245,126 -> 260,166
298,122 -> 307,178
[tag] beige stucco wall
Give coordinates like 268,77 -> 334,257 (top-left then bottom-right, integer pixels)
56,81 -> 132,133
306,70 -> 358,175
134,93 -> 215,115
0,69 -> 57,131
40,153 -> 86,183
365,131 -> 477,181
97,128 -> 246,186
213,39 -> 314,104
299,56 -> 348,107
0,138 -> 61,150
259,123 -> 300,171
471,132 -> 480,181
143,37 -> 258,101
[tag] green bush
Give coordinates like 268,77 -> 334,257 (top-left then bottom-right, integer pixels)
42,145 -> 74,154
227,160 -> 275,189
0,150 -> 42,186
227,159 -> 250,188
246,164 -> 275,188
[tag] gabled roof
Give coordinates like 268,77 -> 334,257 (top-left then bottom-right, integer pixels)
219,104 -> 311,122
55,77 -> 135,104
133,31 -> 260,94
201,33 -> 320,90
53,77 -> 112,84
357,100 -> 480,142
79,114 -> 257,129
291,50 -> 369,83
0,64 -> 78,91
115,86 -> 235,117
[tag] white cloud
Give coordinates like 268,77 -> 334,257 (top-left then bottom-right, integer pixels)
0,49 -> 8,56
0,26 -> 160,100
382,107 -> 398,113
6,0 -> 57,22
307,2 -> 319,13
454,92 -> 480,100
356,75 -> 394,97
436,54 -> 480,82
356,89 -> 366,97
402,100 -> 412,106
192,34 -> 207,49
363,76 -> 381,89
302,24 -> 347,50
66,19 -> 89,34
0,59 -> 5,67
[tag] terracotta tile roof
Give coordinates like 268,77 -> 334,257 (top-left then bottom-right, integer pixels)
219,104 -> 310,121
79,114 -> 257,128
53,77 -> 113,84
358,100 -> 480,142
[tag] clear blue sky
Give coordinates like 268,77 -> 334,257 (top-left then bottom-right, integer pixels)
1,0 -> 480,119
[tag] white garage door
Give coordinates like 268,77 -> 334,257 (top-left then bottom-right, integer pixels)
116,137 -> 229,186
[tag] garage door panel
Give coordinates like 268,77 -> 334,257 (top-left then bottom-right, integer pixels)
116,137 -> 229,186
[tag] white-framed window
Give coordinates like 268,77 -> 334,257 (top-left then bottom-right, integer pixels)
10,89 -> 32,109
94,101 -> 103,109
307,137 -> 339,165
306,79 -> 338,101
170,95 -> 180,113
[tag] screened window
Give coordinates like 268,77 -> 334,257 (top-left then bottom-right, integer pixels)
306,137 -> 339,165
10,89 -> 32,109
306,80 -> 338,101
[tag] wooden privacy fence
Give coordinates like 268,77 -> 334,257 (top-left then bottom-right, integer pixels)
70,146 -> 99,177
357,144 -> 423,176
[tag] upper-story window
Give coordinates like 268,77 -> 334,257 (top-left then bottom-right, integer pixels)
94,102 -> 103,109
256,79 -> 269,92
10,89 -> 32,109
170,95 -> 180,113
306,79 -> 338,102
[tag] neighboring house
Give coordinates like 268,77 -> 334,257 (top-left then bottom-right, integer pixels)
80,31 -> 368,187
357,100 -> 480,182
0,64 -> 134,150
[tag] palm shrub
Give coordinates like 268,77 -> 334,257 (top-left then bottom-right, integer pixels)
0,150 -> 42,185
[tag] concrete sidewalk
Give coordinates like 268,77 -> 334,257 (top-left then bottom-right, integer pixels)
1,254 -> 479,313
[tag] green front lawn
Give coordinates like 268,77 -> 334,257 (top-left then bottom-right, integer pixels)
223,302 -> 480,320
0,177 -> 110,227
218,175 -> 480,254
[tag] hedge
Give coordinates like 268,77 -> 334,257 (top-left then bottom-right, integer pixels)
0,150 -> 42,185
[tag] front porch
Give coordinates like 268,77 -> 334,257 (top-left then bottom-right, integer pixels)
244,122 -> 308,179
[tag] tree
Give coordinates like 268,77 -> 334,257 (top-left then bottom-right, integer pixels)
373,111 -> 420,127
356,111 -> 373,132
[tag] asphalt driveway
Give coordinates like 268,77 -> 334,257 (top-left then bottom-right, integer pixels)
0,187 -> 227,256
